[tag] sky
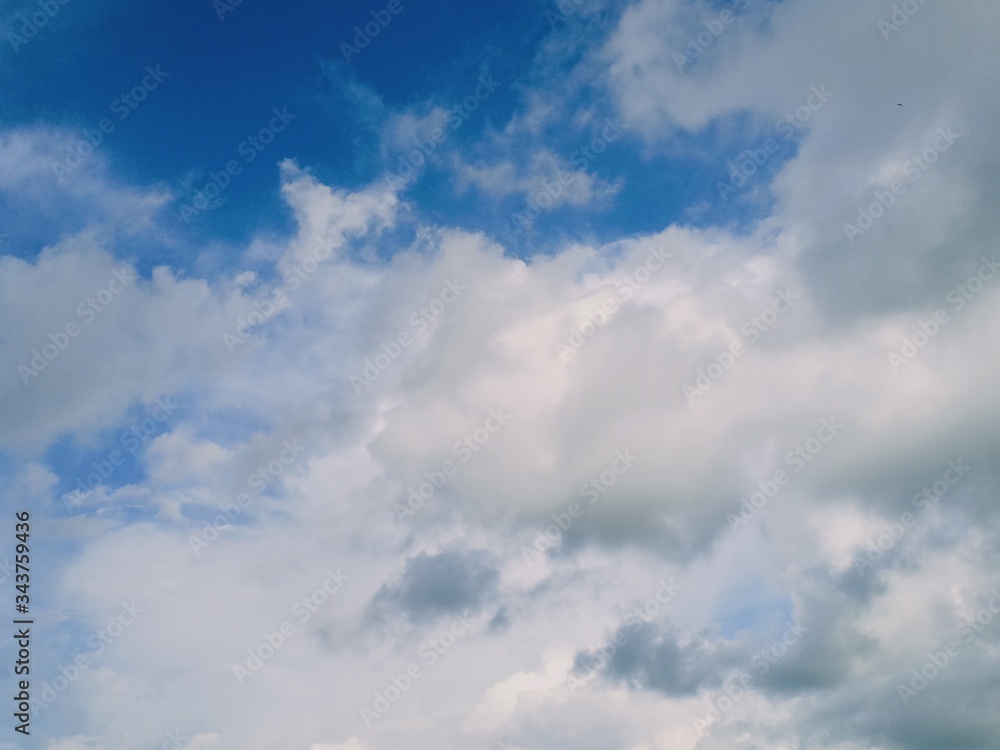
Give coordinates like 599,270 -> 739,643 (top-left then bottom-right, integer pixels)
0,0 -> 999,748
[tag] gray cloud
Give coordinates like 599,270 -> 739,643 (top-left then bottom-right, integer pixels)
369,548 -> 499,625
575,620 -> 730,696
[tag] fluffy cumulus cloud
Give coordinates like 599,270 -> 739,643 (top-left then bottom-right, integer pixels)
1,1 -> 999,749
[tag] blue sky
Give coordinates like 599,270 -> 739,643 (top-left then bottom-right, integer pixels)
0,0 -> 781,266
2,1 -> 1000,749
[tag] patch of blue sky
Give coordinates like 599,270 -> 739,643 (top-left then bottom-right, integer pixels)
712,576 -> 794,641
0,0 -> 799,270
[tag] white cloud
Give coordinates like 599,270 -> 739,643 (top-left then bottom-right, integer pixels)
310,738 -> 365,750
4,2 -> 1000,749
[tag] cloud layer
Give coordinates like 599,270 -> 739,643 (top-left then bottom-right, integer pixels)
1,2 -> 999,749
